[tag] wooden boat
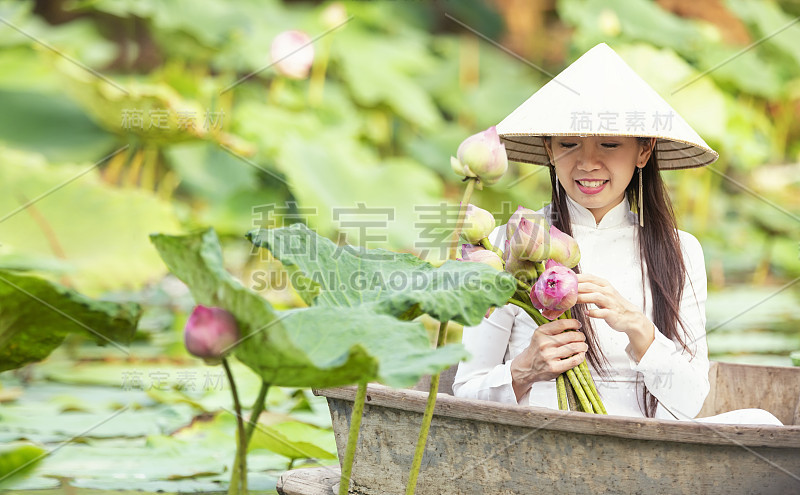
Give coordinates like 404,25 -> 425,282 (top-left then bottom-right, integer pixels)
277,361 -> 800,494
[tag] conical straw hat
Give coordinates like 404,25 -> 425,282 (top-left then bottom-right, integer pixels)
496,43 -> 718,170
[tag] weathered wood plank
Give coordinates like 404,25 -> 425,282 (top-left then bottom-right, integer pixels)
322,394 -> 800,494
277,467 -> 340,495
708,362 -> 800,425
300,361 -> 800,495
316,383 -> 800,448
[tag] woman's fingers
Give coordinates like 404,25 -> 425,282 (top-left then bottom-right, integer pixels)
576,291 -> 612,308
543,350 -> 585,375
555,341 -> 589,359
576,273 -> 609,286
536,318 -> 582,336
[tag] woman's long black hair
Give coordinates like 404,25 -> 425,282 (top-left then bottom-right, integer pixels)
546,137 -> 696,417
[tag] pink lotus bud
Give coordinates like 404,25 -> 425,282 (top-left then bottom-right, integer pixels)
461,203 -> 496,244
451,126 -> 508,185
508,216 -> 550,261
458,247 -> 504,271
547,225 -> 581,268
460,243 -> 483,257
505,206 -> 542,240
529,263 -> 578,320
502,239 -> 539,282
271,30 -> 315,80
184,305 -> 241,364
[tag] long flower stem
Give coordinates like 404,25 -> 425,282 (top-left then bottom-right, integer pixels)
564,374 -> 579,411
573,364 -> 602,414
340,382 -> 367,495
479,237 -> 503,258
516,278 -> 532,293
449,178 -> 477,259
406,320 -> 450,495
579,362 -> 606,414
246,380 -> 270,443
559,310 -> 606,413
566,368 -> 593,413
556,374 -> 568,410
222,358 -> 247,495
507,298 -> 549,326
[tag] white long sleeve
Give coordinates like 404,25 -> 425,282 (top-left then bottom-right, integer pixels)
452,195 -> 710,420
625,231 -> 709,419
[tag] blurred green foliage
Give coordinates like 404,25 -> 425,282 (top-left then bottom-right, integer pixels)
0,0 -> 799,490
0,0 -> 796,359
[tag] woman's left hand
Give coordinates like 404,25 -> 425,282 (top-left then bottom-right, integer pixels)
575,273 -> 649,337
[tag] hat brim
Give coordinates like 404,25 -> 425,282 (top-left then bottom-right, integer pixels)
500,133 -> 719,170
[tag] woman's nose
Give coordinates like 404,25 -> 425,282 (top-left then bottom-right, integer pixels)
575,144 -> 601,170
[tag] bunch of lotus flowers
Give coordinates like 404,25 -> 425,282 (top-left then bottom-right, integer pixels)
457,204 -> 606,414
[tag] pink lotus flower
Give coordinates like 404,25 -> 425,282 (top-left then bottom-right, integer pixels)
270,30 -> 315,79
450,126 -> 508,186
508,216 -> 550,261
547,225 -> 581,268
529,261 -> 578,320
505,206 -> 542,240
458,244 -> 504,271
184,305 -> 241,364
461,203 -> 496,244
502,239 -> 538,282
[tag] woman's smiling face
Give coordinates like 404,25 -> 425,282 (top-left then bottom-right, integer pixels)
544,136 -> 654,224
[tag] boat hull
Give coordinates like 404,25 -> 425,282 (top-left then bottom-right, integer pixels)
314,361 -> 800,494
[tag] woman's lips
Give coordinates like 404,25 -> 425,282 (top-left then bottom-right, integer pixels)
575,180 -> 608,194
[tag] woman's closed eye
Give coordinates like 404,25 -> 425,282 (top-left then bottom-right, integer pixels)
601,143 -> 620,149
559,142 -> 578,149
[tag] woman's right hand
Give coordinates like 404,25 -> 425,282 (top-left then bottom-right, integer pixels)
510,318 -> 587,402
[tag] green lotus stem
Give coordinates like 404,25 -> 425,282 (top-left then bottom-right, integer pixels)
450,177 -> 478,259
406,321 -> 450,495
268,77 -> 285,105
579,361 -> 606,414
534,261 -> 545,278
556,373 -> 568,410
507,298 -> 549,326
340,382 -> 367,495
479,237 -> 503,258
309,37 -> 331,107
566,368 -> 593,413
516,278 -> 532,293
573,363 -> 602,414
246,380 -> 270,443
564,373 -> 580,411
560,310 -> 607,414
222,358 -> 247,495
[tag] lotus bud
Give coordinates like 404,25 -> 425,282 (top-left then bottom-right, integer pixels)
502,239 -> 539,282
508,216 -> 551,261
461,203 -> 496,244
547,225 -> 581,268
505,206 -> 542,240
184,305 -> 241,364
460,243 -> 483,257
270,30 -> 315,80
451,126 -> 508,186
529,262 -> 578,320
458,247 -> 504,271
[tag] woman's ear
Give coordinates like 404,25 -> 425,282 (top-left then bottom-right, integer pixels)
638,137 -> 656,168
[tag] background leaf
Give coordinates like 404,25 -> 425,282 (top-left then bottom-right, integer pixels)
0,270 -> 140,372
